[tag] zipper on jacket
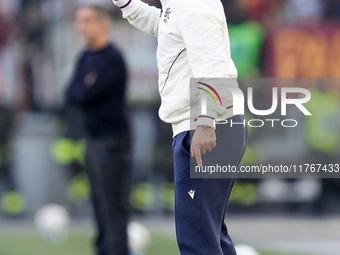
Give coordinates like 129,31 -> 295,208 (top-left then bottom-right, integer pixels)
160,48 -> 186,93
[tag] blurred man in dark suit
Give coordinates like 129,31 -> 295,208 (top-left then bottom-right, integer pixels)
66,5 -> 131,255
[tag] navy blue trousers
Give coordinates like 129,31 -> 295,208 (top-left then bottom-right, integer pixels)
172,115 -> 247,255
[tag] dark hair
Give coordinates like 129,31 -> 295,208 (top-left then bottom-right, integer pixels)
76,4 -> 111,20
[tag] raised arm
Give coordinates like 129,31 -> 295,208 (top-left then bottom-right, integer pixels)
113,0 -> 161,37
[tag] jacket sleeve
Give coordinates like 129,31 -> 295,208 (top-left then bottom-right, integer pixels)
66,52 -> 127,107
179,3 -> 237,128
113,0 -> 161,37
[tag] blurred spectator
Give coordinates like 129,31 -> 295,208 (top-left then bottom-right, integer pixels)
324,0 -> 340,20
0,2 -> 12,49
0,0 -> 20,16
238,0 -> 283,23
222,0 -> 246,24
283,0 -> 324,24
304,85 -> 340,214
0,0 -> 14,187
16,0 -> 45,111
19,0 -> 45,48
65,5 -> 131,255
225,0 -> 286,26
0,5 -> 18,214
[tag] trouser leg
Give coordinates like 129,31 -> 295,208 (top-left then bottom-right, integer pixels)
86,134 -> 131,255
173,115 -> 247,255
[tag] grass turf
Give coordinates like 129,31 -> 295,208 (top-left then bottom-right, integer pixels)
0,232 -> 302,255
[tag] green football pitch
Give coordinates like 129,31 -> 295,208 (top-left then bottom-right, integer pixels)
0,232 -> 302,255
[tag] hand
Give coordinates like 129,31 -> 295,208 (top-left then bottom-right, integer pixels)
84,72 -> 97,87
190,126 -> 216,167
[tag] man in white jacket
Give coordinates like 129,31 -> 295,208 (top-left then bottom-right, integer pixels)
112,0 -> 247,254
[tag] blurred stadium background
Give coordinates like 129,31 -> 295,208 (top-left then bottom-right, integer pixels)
0,0 -> 340,254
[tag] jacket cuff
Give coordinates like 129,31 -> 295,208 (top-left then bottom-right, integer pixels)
195,116 -> 216,129
112,0 -> 132,9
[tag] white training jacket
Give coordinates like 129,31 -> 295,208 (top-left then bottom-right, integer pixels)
113,0 -> 238,137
